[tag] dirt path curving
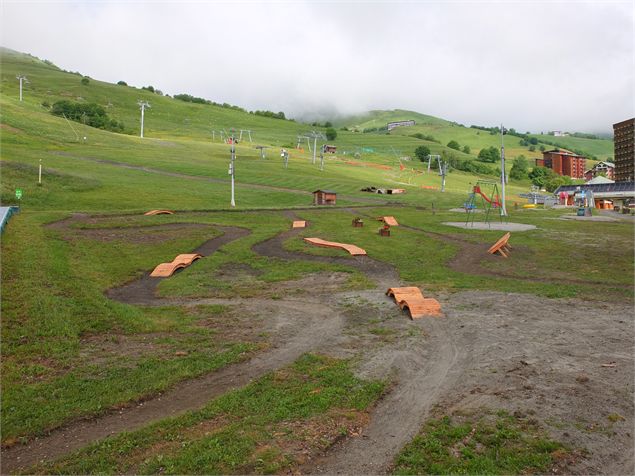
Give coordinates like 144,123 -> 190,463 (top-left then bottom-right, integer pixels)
307,318 -> 463,474
106,226 -> 251,305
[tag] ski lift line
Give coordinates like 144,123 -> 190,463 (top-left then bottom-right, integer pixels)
61,113 -> 80,141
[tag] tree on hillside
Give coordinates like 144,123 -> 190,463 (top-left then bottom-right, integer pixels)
117,80 -> 127,86
447,140 -> 460,150
528,166 -> 555,188
81,77 -> 89,85
545,174 -> 573,192
414,145 -> 431,162
509,155 -> 529,180
326,127 -> 337,141
477,146 -> 500,163
462,145 -> 471,154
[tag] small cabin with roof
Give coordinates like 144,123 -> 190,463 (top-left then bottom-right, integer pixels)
313,189 -> 337,205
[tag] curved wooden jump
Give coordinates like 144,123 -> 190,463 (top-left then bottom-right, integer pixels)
386,286 -> 423,302
386,287 -> 442,319
378,216 -> 399,226
488,232 -> 512,258
292,220 -> 307,228
304,237 -> 366,256
398,298 -> 443,319
150,253 -> 202,277
144,210 -> 175,216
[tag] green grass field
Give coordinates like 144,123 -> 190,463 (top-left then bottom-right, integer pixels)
0,48 -> 630,474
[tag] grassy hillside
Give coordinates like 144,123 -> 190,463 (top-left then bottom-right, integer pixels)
338,109 -> 614,162
528,133 -> 614,160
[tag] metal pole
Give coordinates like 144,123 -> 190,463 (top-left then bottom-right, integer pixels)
312,137 -> 317,164
38,159 -> 42,184
230,136 -> 236,207
140,104 -> 145,138
500,124 -> 508,216
320,147 -> 324,171
427,155 -> 431,173
19,77 -> 23,101
441,162 -> 447,192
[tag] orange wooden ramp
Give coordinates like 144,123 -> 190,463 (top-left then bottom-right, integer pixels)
386,287 -> 442,319
488,232 -> 512,258
378,216 -> 399,226
292,220 -> 307,228
150,253 -> 202,277
144,210 -> 175,216
304,237 -> 367,256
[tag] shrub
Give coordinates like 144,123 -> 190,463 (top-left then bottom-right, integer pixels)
325,127 -> 337,141
81,77 -> 89,85
117,80 -> 127,86
414,145 -> 431,162
447,140 -> 461,150
50,100 -> 124,133
463,145 -> 471,154
477,146 -> 500,163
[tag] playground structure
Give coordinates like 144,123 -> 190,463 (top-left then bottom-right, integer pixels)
464,181 -> 506,227
150,253 -> 202,277
488,232 -> 512,258
144,209 -> 174,216
352,217 -> 364,227
386,287 -> 442,319
303,237 -> 366,256
379,224 -> 391,236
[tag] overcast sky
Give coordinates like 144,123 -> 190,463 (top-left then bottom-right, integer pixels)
2,0 -> 633,133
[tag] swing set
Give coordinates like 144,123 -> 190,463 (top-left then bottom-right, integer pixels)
464,181 -> 506,226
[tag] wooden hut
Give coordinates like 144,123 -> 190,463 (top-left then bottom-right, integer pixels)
313,189 -> 337,205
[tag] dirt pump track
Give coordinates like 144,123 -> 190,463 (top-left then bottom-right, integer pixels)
2,210 -> 633,475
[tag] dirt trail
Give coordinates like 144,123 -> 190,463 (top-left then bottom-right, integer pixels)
106,226 -> 251,305
1,300 -> 345,472
308,319 -> 462,474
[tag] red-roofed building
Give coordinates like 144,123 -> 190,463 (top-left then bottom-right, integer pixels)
536,149 -> 586,178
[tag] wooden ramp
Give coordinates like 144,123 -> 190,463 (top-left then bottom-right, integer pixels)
144,210 -> 175,216
488,232 -> 512,257
150,253 -> 202,277
386,287 -> 442,319
304,237 -> 367,256
292,220 -> 307,228
378,216 -> 399,226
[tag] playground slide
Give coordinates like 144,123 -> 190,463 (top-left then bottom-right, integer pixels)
144,210 -> 175,216
150,253 -> 202,277
303,237 -> 367,256
473,185 -> 500,207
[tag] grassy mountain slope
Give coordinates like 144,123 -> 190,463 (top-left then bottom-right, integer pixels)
338,109 -> 614,162
1,47 -> 533,212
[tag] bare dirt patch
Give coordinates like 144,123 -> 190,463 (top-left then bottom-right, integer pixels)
307,291 -> 634,476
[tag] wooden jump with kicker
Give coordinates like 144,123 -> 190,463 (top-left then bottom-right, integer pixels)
144,210 -> 175,216
292,220 -> 307,228
488,232 -> 512,257
386,287 -> 442,319
378,216 -> 399,226
303,237 -> 367,256
150,253 -> 202,277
